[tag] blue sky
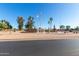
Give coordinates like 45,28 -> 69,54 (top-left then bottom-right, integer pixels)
0,3 -> 79,29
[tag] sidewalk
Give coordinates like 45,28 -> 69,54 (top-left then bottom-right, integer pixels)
0,31 -> 79,41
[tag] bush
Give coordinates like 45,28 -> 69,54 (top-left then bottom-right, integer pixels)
25,29 -> 37,33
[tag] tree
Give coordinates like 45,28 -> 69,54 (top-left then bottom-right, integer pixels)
17,16 -> 24,31
0,21 -> 3,30
53,25 -> 56,32
48,17 -> 53,32
9,25 -> 12,29
0,20 -> 12,30
25,16 -> 35,31
60,25 -> 65,31
66,25 -> 70,31
75,26 -> 79,30
3,20 -> 12,29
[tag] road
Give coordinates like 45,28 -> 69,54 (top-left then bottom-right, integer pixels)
0,39 -> 79,56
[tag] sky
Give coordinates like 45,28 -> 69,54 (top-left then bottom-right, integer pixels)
0,3 -> 79,29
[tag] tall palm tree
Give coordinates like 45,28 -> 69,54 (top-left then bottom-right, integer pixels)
17,16 -> 24,31
25,16 -> 34,31
48,17 -> 53,32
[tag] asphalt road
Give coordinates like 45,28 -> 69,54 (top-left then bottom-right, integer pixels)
0,39 -> 79,56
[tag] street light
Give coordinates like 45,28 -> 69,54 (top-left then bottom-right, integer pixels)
36,12 -> 43,33
36,15 -> 40,33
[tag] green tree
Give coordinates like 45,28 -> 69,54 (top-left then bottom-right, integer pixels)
75,26 -> 79,30
25,16 -> 34,30
48,17 -> 53,32
66,25 -> 70,31
17,16 -> 24,31
0,20 -> 12,30
0,21 -> 3,30
60,25 -> 65,30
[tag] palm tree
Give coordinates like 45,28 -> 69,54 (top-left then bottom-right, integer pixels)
25,16 -> 35,32
48,17 -> 53,32
60,25 -> 65,31
17,16 -> 24,31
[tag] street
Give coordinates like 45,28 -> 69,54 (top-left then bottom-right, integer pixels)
0,39 -> 79,56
